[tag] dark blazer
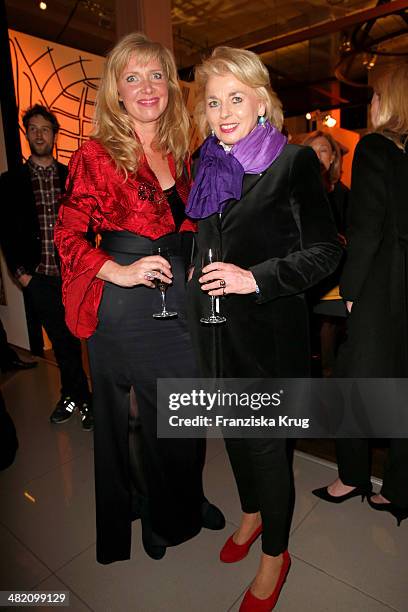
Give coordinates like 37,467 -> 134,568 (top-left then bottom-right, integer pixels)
336,133 -> 408,376
188,144 -> 342,378
0,161 -> 68,276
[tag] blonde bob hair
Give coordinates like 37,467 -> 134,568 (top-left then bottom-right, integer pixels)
194,46 -> 284,138
372,62 -> 408,149
92,32 -> 190,177
302,131 -> 342,185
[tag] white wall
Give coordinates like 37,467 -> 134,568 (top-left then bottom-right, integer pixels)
0,101 -> 30,349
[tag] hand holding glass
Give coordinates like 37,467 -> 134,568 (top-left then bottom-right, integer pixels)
200,248 -> 227,324
151,247 -> 177,319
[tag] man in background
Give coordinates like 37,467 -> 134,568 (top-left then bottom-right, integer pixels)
0,104 -> 93,430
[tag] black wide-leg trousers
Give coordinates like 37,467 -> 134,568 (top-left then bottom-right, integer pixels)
87,233 -> 205,564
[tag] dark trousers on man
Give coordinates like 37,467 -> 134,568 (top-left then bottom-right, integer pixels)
24,273 -> 89,401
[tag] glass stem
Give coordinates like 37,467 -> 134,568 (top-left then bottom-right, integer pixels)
210,295 -> 216,317
160,290 -> 167,313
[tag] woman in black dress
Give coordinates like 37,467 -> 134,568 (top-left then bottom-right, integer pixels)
313,63 -> 408,526
186,46 -> 341,611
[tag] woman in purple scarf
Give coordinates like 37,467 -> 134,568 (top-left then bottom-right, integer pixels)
186,47 -> 342,611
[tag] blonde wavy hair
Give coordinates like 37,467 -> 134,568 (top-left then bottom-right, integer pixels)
372,62 -> 408,149
194,46 -> 284,138
92,32 -> 190,177
302,131 -> 342,185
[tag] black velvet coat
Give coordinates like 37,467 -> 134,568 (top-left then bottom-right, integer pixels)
188,144 -> 342,378
336,133 -> 408,376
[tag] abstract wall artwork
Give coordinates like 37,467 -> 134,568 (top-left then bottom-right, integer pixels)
9,29 -> 104,164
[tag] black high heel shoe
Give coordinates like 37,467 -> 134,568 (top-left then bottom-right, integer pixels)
312,484 -> 372,504
367,496 -> 408,526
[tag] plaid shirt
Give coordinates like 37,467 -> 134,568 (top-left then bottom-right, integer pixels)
27,157 -> 61,276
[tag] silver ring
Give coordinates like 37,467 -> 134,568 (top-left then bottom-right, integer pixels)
145,271 -> 155,280
219,279 -> 226,288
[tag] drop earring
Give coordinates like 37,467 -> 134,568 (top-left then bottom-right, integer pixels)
258,115 -> 266,128
211,129 -> 215,137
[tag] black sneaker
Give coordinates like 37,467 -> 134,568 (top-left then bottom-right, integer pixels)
50,396 -> 77,424
79,400 -> 94,431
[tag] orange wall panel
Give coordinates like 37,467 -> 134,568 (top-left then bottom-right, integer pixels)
9,29 -> 104,164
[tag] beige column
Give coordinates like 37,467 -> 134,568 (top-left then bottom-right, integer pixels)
115,0 -> 173,50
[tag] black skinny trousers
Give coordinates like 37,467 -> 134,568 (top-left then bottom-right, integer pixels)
225,437 -> 293,556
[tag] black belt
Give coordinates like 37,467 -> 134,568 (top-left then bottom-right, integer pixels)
100,231 -> 183,256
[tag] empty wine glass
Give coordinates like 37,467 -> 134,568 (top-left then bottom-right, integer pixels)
200,247 -> 227,325
151,247 -> 178,319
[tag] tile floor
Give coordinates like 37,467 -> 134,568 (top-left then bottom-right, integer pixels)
0,359 -> 407,612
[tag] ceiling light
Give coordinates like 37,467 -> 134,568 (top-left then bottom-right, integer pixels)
363,54 -> 377,71
339,39 -> 352,54
39,1 -> 47,9
323,114 -> 337,128
305,112 -> 312,120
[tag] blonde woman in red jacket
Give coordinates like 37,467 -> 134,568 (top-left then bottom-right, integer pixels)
55,32 -> 224,565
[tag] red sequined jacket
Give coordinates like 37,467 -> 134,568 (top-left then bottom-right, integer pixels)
54,138 -> 196,339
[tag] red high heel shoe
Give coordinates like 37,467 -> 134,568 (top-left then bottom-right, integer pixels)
239,550 -> 291,612
220,524 -> 262,563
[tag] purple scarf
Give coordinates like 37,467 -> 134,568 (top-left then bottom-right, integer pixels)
186,121 -> 287,219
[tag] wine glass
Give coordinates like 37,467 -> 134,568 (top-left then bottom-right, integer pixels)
151,247 -> 178,319
200,247 -> 227,325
